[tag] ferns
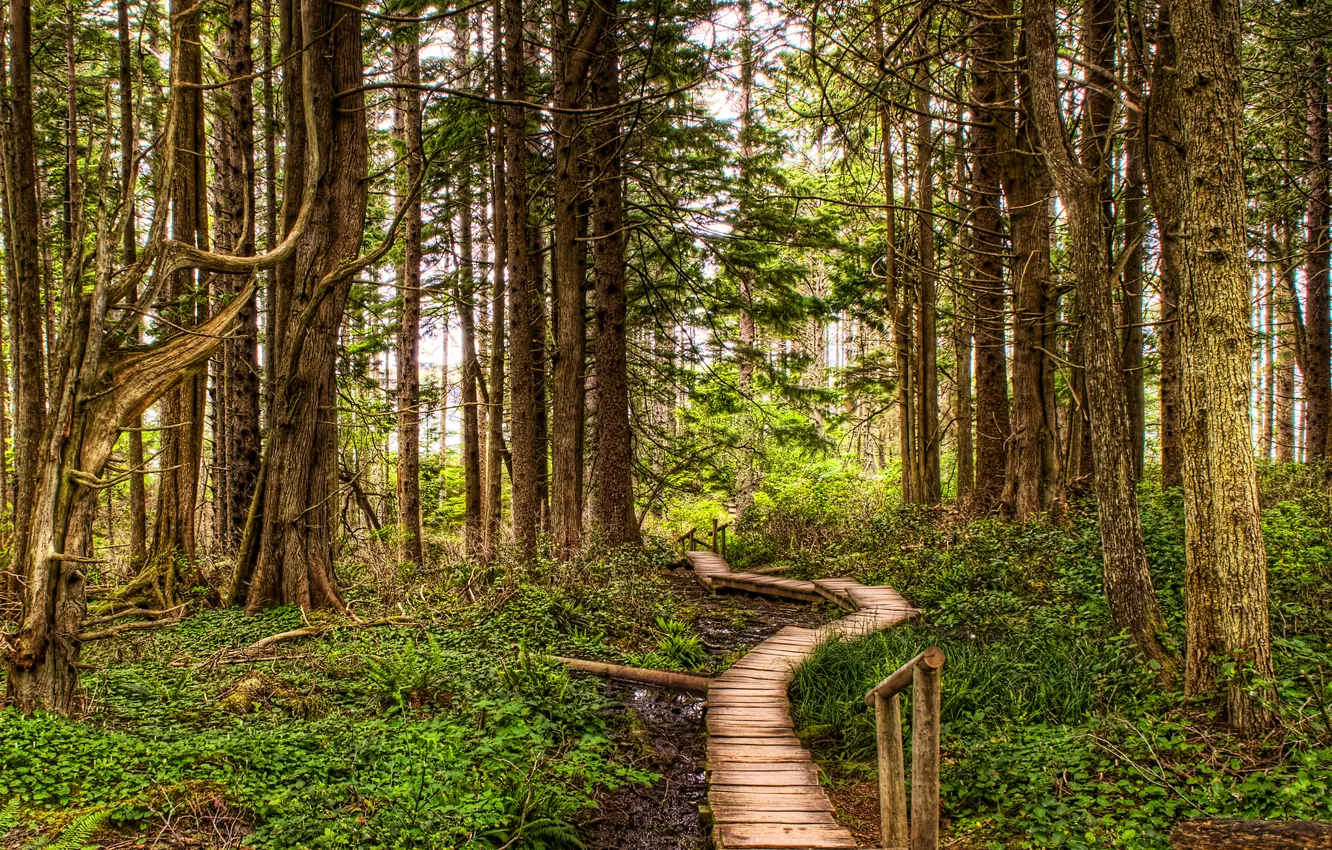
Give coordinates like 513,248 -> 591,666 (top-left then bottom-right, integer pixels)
1,800 -> 111,850
1,798 -> 19,838
638,618 -> 709,671
39,808 -> 110,850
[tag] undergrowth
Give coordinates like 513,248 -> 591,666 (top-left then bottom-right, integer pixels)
0,545 -> 681,849
744,457 -> 1332,849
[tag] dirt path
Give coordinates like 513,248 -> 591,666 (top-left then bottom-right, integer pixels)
584,568 -> 828,850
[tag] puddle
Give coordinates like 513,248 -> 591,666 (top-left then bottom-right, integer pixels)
583,568 -> 829,850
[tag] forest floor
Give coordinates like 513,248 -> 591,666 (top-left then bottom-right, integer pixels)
4,462 -> 1332,850
585,570 -> 827,850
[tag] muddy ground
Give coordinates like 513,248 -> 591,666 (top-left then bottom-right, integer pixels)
583,567 -> 831,850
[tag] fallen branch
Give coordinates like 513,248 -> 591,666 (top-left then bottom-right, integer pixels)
83,604 -> 185,628
77,617 -> 181,642
239,616 -> 414,658
551,655 -> 710,693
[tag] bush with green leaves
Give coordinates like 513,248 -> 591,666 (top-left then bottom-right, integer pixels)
779,467 -> 1332,849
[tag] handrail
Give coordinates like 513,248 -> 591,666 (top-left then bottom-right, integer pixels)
676,527 -> 697,553
863,646 -> 945,850
710,519 -> 731,556
864,646 -> 944,705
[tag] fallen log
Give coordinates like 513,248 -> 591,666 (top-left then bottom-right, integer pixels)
1169,819 -> 1332,849
551,655 -> 710,692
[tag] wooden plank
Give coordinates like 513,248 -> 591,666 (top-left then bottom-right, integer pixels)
708,792 -> 833,810
717,823 -> 858,848
710,809 -> 840,825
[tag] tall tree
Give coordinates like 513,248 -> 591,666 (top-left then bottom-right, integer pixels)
914,42 -> 940,502
1027,0 -> 1174,669
1147,0 -> 1184,487
394,26 -> 424,569
503,0 -> 540,560
117,0 -> 147,570
456,17 -> 484,558
549,0 -> 603,556
1304,52 -> 1331,462
590,4 -> 639,547
1174,0 -> 1275,734
3,0 -> 49,599
213,0 -> 261,551
149,0 -> 210,601
229,0 -> 370,612
970,0 -> 1011,509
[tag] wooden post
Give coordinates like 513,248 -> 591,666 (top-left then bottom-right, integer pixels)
910,658 -> 942,850
876,691 -> 908,849
720,525 -> 727,560
688,529 -> 695,551
711,518 -> 719,553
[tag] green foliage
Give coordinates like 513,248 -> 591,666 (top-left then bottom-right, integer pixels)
634,618 -> 709,672
0,552 -> 677,850
775,472 -> 1332,849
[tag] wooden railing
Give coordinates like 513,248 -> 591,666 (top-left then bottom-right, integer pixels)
676,521 -> 730,557
712,519 -> 729,558
864,645 -> 945,850
676,527 -> 697,553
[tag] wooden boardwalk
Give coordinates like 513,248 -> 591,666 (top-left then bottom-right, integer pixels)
687,550 -> 919,849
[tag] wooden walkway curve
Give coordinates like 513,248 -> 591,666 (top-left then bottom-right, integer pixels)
687,550 -> 920,849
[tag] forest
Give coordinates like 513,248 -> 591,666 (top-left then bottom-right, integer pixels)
1,0 -> 1331,842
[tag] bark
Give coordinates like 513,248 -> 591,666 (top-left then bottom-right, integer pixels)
149,0 -> 210,599
1276,224 -> 1297,463
484,0 -> 507,560
1261,243 -> 1276,460
212,0 -> 261,553
1123,49 -> 1147,480
116,0 -> 147,569
914,50 -> 940,503
1305,52 -> 1331,462
1001,33 -> 1060,520
1175,0 -> 1275,734
393,30 -> 424,569
4,0 -> 49,600
458,181 -> 484,557
1027,0 -> 1174,670
532,224 -> 550,529
503,0 -> 539,560
234,0 -> 368,613
590,7 -> 639,547
969,0 -> 1011,510
550,0 -> 607,558
1147,0 -> 1186,488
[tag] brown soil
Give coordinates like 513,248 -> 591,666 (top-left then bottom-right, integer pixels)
583,566 -> 830,850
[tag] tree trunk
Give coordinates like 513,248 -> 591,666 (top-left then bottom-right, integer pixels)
393,29 -> 424,570
4,0 -> 49,601
550,0 -> 606,558
590,6 -> 639,547
970,1 -> 1011,509
484,0 -> 507,561
234,0 -> 368,612
150,0 -> 210,599
212,0 -> 260,554
502,0 -> 539,561
1175,0 -> 1275,734
1123,48 -> 1147,480
914,48 -> 940,503
1027,0 -> 1175,671
1305,52 -> 1331,462
1148,1 -> 1186,489
116,0 -> 147,570
1276,223 -> 1297,463
1002,36 -> 1060,520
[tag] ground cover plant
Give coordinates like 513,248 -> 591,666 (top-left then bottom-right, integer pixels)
0,549 -> 701,849
728,459 -> 1332,848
